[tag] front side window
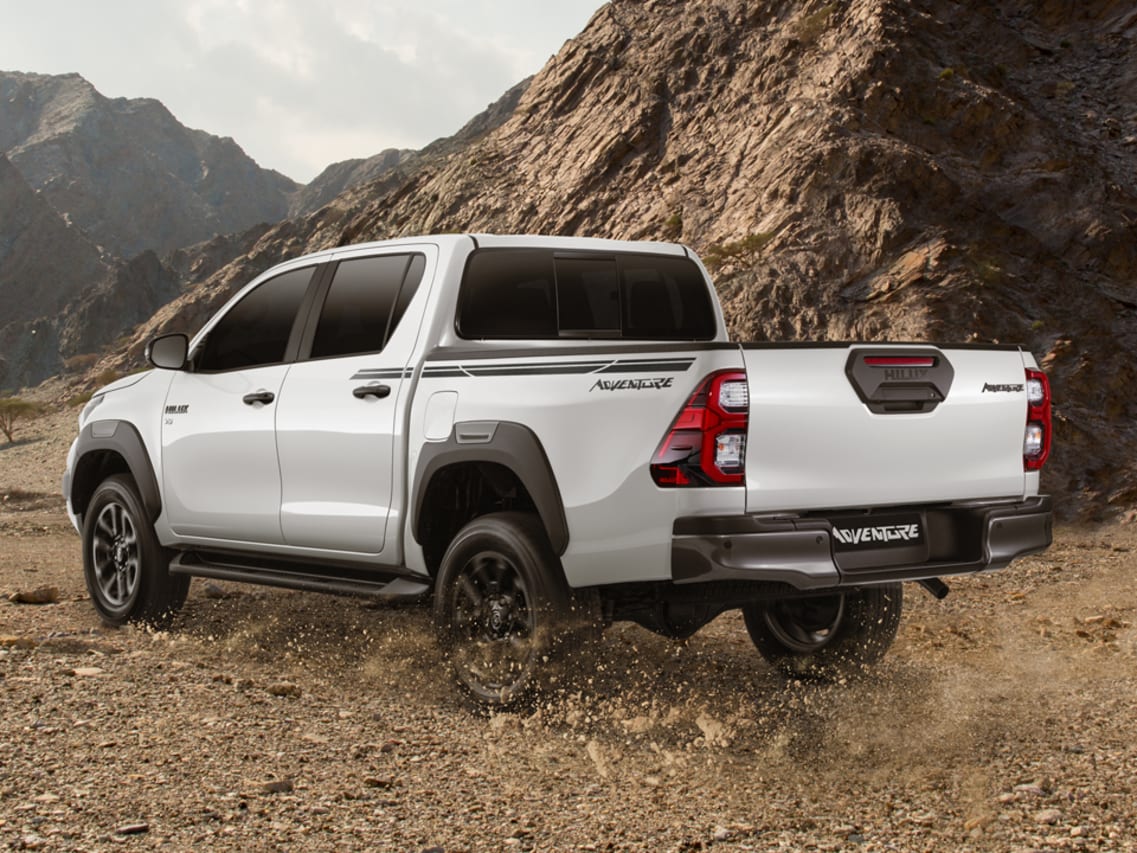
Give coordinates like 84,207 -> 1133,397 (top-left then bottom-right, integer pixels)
195,267 -> 314,372
310,254 -> 424,359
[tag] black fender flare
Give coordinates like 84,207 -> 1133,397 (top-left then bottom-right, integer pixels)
70,420 -> 163,523
412,421 -> 568,555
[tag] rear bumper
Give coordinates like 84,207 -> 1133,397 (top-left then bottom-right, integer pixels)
671,496 -> 1052,589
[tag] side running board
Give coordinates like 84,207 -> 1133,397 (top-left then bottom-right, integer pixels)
169,551 -> 430,601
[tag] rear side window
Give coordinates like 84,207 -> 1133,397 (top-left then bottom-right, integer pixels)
457,249 -> 715,340
196,267 -> 314,372
456,250 -> 556,338
621,256 -> 716,339
557,257 -> 620,333
310,253 -> 424,359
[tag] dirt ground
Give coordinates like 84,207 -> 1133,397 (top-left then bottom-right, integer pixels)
1,413 -> 1135,852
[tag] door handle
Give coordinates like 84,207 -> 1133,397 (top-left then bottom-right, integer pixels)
242,390 -> 275,406
353,383 -> 391,400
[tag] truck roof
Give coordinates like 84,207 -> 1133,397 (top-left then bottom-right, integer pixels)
290,234 -> 690,266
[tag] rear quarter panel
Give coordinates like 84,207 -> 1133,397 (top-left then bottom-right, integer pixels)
408,347 -> 746,586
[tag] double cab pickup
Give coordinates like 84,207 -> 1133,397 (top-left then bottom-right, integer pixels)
64,235 -> 1053,704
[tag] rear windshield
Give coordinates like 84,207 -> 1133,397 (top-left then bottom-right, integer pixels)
457,249 -> 717,340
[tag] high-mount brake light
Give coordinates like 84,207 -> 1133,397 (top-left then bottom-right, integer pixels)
651,370 -> 748,487
863,356 -> 936,368
1023,368 -> 1052,471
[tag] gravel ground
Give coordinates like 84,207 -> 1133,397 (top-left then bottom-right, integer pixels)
2,414 -> 1136,852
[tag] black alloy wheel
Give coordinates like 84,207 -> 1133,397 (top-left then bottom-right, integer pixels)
435,513 -> 571,706
742,584 -> 903,679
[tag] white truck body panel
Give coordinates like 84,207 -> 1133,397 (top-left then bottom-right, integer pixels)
161,363 -> 290,543
273,244 -> 440,557
743,346 -> 1033,512
412,346 -> 746,586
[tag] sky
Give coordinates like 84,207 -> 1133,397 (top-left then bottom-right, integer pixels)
0,0 -> 605,183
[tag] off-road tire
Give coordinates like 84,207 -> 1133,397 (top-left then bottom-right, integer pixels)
82,474 -> 189,627
434,512 -> 580,707
742,584 -> 903,679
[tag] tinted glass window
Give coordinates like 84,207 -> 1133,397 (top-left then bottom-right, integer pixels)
621,255 -> 717,339
389,254 -> 427,337
196,267 -> 313,372
557,257 -> 620,332
458,251 -> 556,338
457,249 -> 715,340
310,255 -> 416,359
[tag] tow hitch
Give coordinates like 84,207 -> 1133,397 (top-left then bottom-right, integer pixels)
919,578 -> 950,599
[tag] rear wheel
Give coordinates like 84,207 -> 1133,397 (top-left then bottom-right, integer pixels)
742,584 -> 902,679
82,474 -> 189,627
434,512 -> 574,707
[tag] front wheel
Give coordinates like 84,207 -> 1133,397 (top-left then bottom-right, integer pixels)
82,474 -> 189,627
742,584 -> 903,679
433,513 -> 574,707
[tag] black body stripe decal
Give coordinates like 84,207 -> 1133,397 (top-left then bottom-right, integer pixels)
426,343 -> 736,360
349,368 -> 413,380
420,357 -> 695,378
598,361 -> 695,373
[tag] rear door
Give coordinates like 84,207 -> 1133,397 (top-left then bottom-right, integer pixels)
273,248 -> 432,555
742,344 -> 1030,512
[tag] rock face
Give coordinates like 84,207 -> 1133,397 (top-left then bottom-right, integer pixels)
0,154 -> 113,388
0,154 -> 108,325
291,149 -> 417,218
0,71 -> 299,257
104,0 -> 1137,518
289,77 -> 533,218
0,71 -> 304,390
0,70 -> 535,392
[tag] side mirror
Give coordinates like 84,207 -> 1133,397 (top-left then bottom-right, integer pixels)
146,333 -> 189,370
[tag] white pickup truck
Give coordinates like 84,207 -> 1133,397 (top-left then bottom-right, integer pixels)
63,235 -> 1053,704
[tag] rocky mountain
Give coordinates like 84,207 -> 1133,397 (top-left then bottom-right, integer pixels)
0,154 -> 114,389
0,69 -> 534,393
92,0 -> 1137,518
289,78 -> 533,218
0,71 -> 300,257
0,154 -> 109,324
290,148 -> 417,218
0,71 -> 308,389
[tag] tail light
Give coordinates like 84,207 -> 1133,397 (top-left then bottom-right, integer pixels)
1023,368 -> 1051,471
651,370 -> 748,486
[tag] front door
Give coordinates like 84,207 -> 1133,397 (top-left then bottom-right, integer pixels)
161,265 -> 316,544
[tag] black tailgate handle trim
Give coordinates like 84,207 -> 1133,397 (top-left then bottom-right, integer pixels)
845,349 -> 954,414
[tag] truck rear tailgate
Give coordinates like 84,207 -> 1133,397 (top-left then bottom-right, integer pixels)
743,344 -> 1030,513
